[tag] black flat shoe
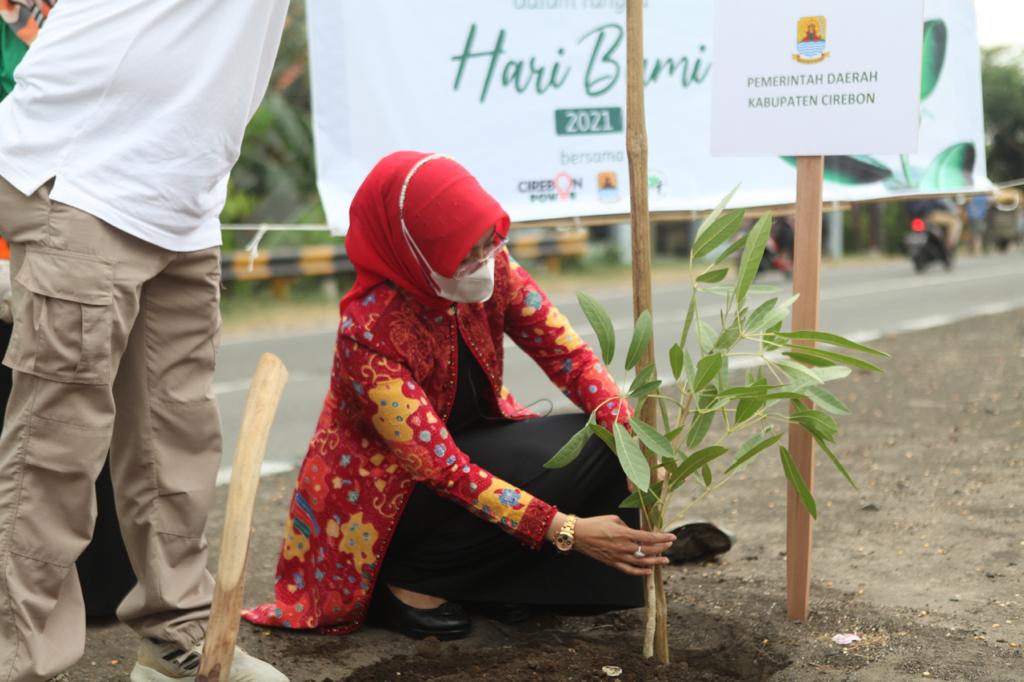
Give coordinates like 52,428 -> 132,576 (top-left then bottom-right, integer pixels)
368,586 -> 471,641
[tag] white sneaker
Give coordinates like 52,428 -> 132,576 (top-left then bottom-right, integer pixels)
130,637 -> 289,682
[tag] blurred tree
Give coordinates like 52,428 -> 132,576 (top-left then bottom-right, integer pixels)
982,47 -> 1024,183
223,0 -> 326,244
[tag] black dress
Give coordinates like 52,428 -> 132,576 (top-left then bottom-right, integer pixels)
380,335 -> 644,612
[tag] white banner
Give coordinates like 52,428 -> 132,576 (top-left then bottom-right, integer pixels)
307,0 -> 989,233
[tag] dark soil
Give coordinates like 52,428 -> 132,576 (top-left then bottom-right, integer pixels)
70,309 -> 1024,681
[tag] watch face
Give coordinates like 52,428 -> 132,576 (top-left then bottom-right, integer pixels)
555,534 -> 573,551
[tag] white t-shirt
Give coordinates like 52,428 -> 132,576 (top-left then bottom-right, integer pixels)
0,0 -> 289,252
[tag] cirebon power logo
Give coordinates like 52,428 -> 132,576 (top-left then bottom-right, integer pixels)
793,16 -> 829,64
518,172 -> 582,202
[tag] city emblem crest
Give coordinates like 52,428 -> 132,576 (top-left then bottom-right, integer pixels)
793,16 -> 830,64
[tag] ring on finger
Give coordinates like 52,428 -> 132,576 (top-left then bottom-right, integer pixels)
633,544 -> 646,559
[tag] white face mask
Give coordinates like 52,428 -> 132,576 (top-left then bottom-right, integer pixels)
430,256 -> 495,303
398,153 -> 498,304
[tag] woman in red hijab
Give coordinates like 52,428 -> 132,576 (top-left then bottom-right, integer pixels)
246,152 -> 675,640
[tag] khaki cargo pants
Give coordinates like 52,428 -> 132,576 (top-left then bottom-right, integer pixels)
0,177 -> 221,681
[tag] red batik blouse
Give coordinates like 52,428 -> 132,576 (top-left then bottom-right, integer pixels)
244,251 -> 629,633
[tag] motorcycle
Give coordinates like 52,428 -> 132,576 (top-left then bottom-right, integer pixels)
904,216 -> 952,273
732,217 -> 793,278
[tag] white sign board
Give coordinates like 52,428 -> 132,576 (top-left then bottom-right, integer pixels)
710,1 -> 924,157
306,0 -> 987,233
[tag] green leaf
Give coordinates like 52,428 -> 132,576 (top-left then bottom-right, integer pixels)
701,464 -> 713,487
694,353 -> 723,392
686,411 -> 714,449
625,309 -> 653,371
815,437 -> 857,489
629,380 -> 662,401
801,384 -> 851,416
735,213 -> 773,305
813,366 -> 853,383
669,343 -> 684,381
544,422 -> 592,469
735,395 -> 765,424
783,347 -> 884,373
577,291 -> 615,365
658,393 -> 672,431
699,284 -> 734,297
725,432 -> 783,475
683,350 -> 697,389
717,382 -> 769,400
747,295 -> 799,334
697,320 -> 717,354
764,391 -> 808,404
631,418 -> 676,462
693,185 -> 739,247
745,297 -> 777,332
679,296 -> 697,348
921,19 -> 948,101
775,331 -> 889,357
629,364 -> 657,394
790,408 -> 839,443
919,142 -> 976,192
673,445 -> 729,484
717,354 -> 730,391
780,446 -> 817,519
664,425 -> 685,443
589,423 -> 616,451
692,209 -> 745,260
614,422 -> 651,493
696,267 -> 730,284
776,359 -> 824,386
784,351 -> 836,368
714,320 -> 742,352
713,233 -> 748,267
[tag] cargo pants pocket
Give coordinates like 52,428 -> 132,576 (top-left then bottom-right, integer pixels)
4,246 -> 114,385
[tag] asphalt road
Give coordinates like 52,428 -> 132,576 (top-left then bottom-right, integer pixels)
213,252 -> 1024,480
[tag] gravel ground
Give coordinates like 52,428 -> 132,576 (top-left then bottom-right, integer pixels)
69,308 -> 1023,681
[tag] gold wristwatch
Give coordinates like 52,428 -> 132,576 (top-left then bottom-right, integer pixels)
553,514 -> 578,554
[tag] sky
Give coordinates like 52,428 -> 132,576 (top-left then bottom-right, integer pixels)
973,0 -> 1024,47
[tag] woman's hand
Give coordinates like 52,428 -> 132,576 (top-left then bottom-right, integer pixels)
561,514 -> 676,576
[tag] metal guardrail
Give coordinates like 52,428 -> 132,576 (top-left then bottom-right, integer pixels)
222,245 -> 351,282
220,228 -> 588,282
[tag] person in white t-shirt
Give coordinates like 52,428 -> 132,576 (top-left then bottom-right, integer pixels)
0,2 -> 291,680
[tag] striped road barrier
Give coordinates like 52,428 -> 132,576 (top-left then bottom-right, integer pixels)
220,228 -> 588,282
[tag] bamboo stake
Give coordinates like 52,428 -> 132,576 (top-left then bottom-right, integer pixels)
626,0 -> 669,664
197,353 -> 289,681
786,156 -> 824,622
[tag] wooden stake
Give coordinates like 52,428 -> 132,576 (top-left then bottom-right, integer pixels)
626,0 -> 669,663
786,156 -> 824,622
197,353 -> 289,681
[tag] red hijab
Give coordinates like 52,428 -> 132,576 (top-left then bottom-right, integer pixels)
341,152 -> 510,311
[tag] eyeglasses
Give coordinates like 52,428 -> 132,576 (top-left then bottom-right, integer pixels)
453,233 -> 508,278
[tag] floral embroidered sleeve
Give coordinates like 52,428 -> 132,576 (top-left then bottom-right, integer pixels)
503,256 -> 632,431
340,336 -> 558,549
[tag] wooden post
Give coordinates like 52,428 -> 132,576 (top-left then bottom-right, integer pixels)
786,156 -> 824,622
197,354 -> 289,681
625,0 -> 669,664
